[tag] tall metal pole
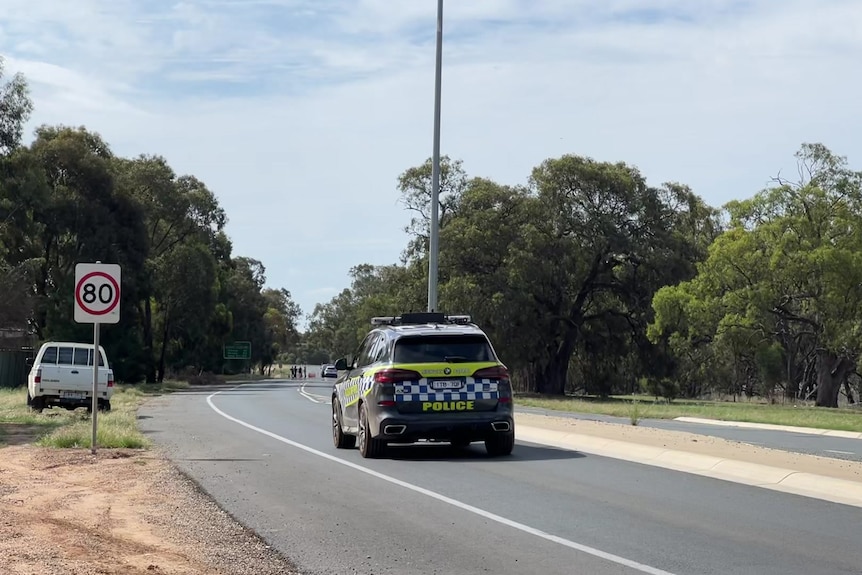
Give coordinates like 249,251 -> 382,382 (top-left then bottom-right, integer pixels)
427,0 -> 443,313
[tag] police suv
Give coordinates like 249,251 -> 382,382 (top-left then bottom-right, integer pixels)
331,312 -> 515,458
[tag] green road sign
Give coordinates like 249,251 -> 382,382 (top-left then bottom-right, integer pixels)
223,341 -> 251,360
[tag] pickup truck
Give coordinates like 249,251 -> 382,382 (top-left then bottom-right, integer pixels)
27,341 -> 114,412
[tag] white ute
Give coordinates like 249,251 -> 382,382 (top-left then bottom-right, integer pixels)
27,341 -> 114,412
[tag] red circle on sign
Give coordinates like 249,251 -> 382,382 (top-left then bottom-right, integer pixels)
75,271 -> 121,316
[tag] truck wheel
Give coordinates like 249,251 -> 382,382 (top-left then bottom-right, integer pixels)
99,400 -> 111,412
30,396 -> 45,413
358,403 -> 385,459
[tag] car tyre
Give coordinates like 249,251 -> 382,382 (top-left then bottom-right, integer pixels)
30,396 -> 45,413
358,402 -> 385,458
485,430 -> 515,457
99,400 -> 111,412
332,399 -> 355,449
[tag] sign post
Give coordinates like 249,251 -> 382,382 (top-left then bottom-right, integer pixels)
74,262 -> 121,455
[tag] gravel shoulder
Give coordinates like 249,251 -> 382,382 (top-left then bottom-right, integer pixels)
0,445 -> 299,575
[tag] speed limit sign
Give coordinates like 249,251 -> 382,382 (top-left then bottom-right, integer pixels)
74,263 -> 121,324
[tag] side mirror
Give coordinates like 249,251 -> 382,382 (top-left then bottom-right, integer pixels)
334,357 -> 349,371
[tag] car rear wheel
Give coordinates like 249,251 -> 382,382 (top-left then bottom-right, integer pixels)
358,402 -> 385,458
485,430 -> 515,456
29,396 -> 45,413
332,399 -> 355,449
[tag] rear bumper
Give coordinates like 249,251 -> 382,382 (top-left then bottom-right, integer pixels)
372,410 -> 514,442
34,387 -> 113,405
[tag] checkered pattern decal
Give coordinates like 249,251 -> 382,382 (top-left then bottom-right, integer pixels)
359,374 -> 374,397
394,379 -> 499,402
340,373 -> 375,407
342,382 -> 360,407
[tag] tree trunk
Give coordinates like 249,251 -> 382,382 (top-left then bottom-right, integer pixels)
157,312 -> 170,383
536,328 -> 579,395
815,351 -> 852,408
784,339 -> 798,399
843,379 -> 856,405
143,298 -> 157,383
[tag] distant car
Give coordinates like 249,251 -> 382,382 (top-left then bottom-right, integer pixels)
321,364 -> 338,378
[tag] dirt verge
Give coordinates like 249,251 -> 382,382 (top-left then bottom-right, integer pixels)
0,445 -> 299,575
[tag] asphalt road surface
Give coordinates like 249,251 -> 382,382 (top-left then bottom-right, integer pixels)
517,407 -> 862,462
140,380 -> 862,575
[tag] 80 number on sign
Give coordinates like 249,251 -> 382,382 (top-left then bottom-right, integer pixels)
81,282 -> 115,306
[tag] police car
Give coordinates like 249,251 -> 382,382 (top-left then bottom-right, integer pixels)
330,312 -> 515,458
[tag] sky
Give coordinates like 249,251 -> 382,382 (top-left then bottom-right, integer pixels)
2,0 -> 861,328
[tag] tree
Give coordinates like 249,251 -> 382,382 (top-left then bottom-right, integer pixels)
113,155 -> 226,381
650,144 -> 862,407
0,57 -> 34,155
500,155 -> 707,395
397,156 -> 468,261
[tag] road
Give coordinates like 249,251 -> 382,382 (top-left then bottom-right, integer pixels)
517,407 -> 862,462
140,380 -> 862,575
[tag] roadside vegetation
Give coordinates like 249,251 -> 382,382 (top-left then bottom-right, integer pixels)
0,58 -> 302,387
0,383 -> 188,447
5,59 -> 862,416
516,394 -> 862,433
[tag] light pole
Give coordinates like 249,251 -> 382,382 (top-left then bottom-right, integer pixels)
427,0 -> 443,313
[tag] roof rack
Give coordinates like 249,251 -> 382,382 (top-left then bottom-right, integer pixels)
370,313 -> 473,326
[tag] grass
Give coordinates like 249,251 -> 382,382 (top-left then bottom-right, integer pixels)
515,394 -> 862,432
0,381 -> 189,448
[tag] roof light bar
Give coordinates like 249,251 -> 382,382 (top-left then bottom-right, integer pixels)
370,313 -> 474,326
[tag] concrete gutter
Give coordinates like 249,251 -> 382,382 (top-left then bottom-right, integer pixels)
672,417 -> 862,439
515,424 -> 862,509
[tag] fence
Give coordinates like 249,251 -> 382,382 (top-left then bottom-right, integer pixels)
0,348 -> 33,388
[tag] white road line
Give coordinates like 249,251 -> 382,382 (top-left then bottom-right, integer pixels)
824,450 -> 855,456
298,383 -> 331,404
207,388 -> 677,575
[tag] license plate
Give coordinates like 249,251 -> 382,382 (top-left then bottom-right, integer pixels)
430,380 -> 463,390
60,391 -> 86,399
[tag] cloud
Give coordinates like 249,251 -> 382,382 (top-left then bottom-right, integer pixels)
2,0 -> 861,321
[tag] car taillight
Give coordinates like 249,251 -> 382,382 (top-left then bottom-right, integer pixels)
373,369 -> 421,384
107,374 -> 114,387
34,369 -> 41,384
472,366 -> 509,381
377,400 -> 397,407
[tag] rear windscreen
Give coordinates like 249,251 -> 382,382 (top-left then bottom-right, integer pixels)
393,335 -> 494,363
